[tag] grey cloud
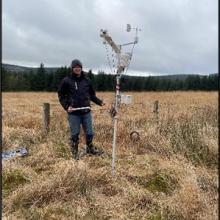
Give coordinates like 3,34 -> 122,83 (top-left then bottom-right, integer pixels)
2,0 -> 218,75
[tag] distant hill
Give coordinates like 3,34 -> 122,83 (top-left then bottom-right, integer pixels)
2,63 -> 32,73
154,74 -> 202,81
2,63 -> 59,74
157,73 -> 218,81
2,63 -> 217,80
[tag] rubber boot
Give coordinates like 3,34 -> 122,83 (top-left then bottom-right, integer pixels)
71,142 -> 79,160
86,142 -> 99,155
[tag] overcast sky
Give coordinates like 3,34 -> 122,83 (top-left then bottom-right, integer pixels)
2,0 -> 218,76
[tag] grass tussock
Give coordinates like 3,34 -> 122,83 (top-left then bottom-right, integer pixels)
3,168 -> 30,197
2,91 -> 218,219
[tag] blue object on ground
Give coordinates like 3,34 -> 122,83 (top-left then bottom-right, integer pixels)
2,147 -> 28,160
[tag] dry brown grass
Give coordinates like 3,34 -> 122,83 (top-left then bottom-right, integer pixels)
2,91 -> 218,220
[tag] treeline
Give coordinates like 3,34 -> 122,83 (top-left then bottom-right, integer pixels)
2,63 -> 218,91
118,74 -> 218,91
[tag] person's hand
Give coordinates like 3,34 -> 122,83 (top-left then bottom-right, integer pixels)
67,106 -> 76,113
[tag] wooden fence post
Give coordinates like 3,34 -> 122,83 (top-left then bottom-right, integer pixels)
153,100 -> 159,114
153,100 -> 159,125
43,103 -> 50,133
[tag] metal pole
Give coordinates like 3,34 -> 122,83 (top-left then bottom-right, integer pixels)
112,74 -> 121,175
112,116 -> 118,175
100,26 -> 139,175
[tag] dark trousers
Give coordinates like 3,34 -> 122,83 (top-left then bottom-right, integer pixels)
68,112 -> 94,145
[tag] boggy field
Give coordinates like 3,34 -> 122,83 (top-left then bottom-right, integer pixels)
2,91 -> 218,220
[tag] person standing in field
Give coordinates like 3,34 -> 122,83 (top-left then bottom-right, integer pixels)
58,59 -> 105,160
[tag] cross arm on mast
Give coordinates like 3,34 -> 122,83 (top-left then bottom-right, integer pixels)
100,29 -> 121,54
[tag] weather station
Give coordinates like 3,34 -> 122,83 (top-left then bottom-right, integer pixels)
100,24 -> 141,175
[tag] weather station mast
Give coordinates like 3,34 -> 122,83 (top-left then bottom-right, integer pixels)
100,24 -> 141,175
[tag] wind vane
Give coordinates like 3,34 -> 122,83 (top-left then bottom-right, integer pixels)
100,24 -> 141,175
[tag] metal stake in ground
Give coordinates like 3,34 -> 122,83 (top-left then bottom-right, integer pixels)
100,25 -> 140,175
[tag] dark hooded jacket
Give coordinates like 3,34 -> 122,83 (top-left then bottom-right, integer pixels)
58,60 -> 103,114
